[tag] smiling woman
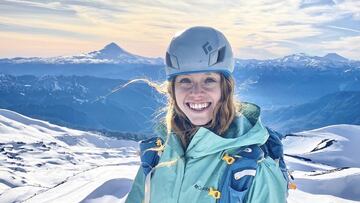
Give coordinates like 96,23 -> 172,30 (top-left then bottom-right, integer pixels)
125,26 -> 289,203
170,72 -> 237,147
174,72 -> 221,125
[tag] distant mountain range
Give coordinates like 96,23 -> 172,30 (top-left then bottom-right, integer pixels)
0,43 -> 358,81
0,43 -> 166,81
1,43 -> 358,67
1,43 -> 359,106
0,74 -> 164,134
0,43 -> 359,133
236,52 -> 359,70
263,91 -> 360,133
1,72 -> 358,134
0,42 -> 163,65
235,52 -> 360,107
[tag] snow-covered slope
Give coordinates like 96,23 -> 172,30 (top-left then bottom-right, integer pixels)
0,109 -> 139,203
284,124 -> 360,202
284,124 -> 360,168
1,109 -> 359,202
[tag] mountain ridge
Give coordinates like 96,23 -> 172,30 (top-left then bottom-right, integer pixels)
236,52 -> 359,70
263,91 -> 360,133
0,43 -> 358,67
0,42 -> 163,65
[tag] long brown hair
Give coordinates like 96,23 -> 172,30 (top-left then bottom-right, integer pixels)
112,74 -> 240,149
165,73 -> 241,148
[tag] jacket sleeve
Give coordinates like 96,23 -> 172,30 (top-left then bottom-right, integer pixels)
246,157 -> 288,203
125,166 -> 145,203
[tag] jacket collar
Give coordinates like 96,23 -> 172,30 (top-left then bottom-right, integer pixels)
164,102 -> 269,159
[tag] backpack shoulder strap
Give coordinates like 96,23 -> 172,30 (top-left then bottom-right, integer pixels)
218,144 -> 264,203
139,137 -> 164,203
217,127 -> 295,203
262,127 -> 294,186
139,136 -> 164,176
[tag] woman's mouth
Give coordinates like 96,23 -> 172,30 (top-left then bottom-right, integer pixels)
186,102 -> 211,111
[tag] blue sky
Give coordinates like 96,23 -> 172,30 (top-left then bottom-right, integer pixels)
0,0 -> 359,60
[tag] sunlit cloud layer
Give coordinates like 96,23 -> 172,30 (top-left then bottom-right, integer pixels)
0,0 -> 359,59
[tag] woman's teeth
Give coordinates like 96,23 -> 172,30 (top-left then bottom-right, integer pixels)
188,102 -> 210,111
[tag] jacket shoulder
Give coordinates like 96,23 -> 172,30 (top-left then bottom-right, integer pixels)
246,157 -> 288,203
125,166 -> 146,203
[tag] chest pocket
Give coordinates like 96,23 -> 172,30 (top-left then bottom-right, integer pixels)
217,145 -> 264,203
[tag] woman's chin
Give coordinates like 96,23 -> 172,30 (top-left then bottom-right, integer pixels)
189,118 -> 212,126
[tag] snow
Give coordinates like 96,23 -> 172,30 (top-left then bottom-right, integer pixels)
0,109 -> 138,203
235,52 -> 359,71
283,124 -> 360,168
284,124 -> 360,202
288,189 -> 359,203
1,109 -> 359,202
1,43 -> 163,65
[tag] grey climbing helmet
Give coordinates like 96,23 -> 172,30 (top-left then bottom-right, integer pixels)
165,26 -> 234,80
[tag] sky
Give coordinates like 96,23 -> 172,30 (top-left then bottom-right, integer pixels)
0,0 -> 359,60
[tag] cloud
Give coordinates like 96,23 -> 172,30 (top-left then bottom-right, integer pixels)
0,22 -> 99,40
327,25 -> 360,33
336,0 -> 360,20
0,32 -> 102,58
315,36 -> 360,60
0,0 -> 76,16
0,0 -> 359,59
299,0 -> 336,9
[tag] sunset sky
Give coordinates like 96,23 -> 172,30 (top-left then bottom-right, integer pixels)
0,0 -> 359,60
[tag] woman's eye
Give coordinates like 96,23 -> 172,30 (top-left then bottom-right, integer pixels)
205,78 -> 217,83
179,78 -> 191,83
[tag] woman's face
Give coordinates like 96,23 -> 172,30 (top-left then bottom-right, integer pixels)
174,72 -> 221,126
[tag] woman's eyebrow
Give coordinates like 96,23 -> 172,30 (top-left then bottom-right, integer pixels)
205,73 -> 218,77
205,72 -> 219,76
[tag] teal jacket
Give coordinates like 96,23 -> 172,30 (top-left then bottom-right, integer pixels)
126,103 -> 287,203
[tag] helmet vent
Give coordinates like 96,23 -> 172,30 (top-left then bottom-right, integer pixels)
165,52 -> 172,67
217,46 -> 226,63
166,52 -> 180,69
208,46 -> 226,66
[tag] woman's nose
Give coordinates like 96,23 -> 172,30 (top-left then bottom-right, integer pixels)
191,83 -> 203,94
